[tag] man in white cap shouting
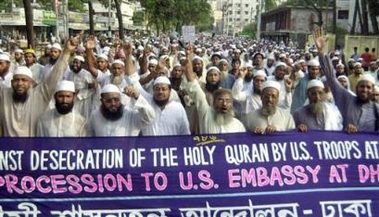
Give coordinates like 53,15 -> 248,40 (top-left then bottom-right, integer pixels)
0,37 -> 78,136
87,84 -> 155,136
293,79 -> 343,132
182,45 -> 245,134
315,33 -> 379,133
37,80 -> 87,137
140,76 -> 190,136
245,80 -> 295,134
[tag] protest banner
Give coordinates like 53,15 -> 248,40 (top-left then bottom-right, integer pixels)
0,131 -> 378,216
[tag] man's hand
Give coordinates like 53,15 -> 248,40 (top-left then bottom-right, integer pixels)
238,67 -> 248,79
65,36 -> 79,53
123,42 -> 134,57
313,28 -> 328,55
265,125 -> 277,134
124,87 -> 139,100
297,124 -> 308,133
345,124 -> 358,134
85,35 -> 96,50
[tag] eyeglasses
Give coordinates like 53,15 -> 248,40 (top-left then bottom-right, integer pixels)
217,98 -> 232,104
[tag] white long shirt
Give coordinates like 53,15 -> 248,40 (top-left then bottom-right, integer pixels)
37,109 -> 87,137
87,95 -> 155,137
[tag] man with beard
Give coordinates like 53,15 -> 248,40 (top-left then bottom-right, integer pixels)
85,35 -> 111,81
24,49 -> 44,86
140,76 -> 190,136
13,48 -> 25,67
0,53 -> 12,88
315,32 -> 379,133
245,81 -> 295,134
38,44 -> 51,66
182,45 -> 245,134
40,43 -> 64,81
63,55 -> 98,119
293,79 -> 343,132
192,56 -> 205,83
87,84 -> 155,136
267,62 -> 293,109
0,37 -> 77,136
290,58 -> 321,113
202,66 -> 222,105
37,80 -> 87,136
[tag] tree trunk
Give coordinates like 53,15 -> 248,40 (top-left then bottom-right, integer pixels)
351,0 -> 359,34
114,0 -> 124,40
370,13 -> 379,34
361,0 -> 369,34
23,0 -> 33,48
88,1 -> 95,35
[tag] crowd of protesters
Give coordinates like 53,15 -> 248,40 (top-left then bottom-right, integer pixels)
0,30 -> 378,137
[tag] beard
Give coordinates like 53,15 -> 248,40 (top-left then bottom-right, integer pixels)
309,101 -> 324,115
49,57 -> 58,65
70,65 -> 82,74
253,87 -> 261,94
261,106 -> 276,116
55,101 -> 74,115
154,98 -> 169,107
12,91 -> 28,103
244,73 -> 253,83
100,104 -> 124,121
214,108 -> 235,125
111,75 -> 123,86
356,96 -> 370,104
194,69 -> 203,78
205,81 -> 220,93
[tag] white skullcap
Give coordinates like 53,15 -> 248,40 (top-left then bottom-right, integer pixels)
148,59 -> 158,65
0,53 -> 10,62
101,84 -> 121,94
307,59 -> 320,67
279,53 -> 286,58
173,62 -> 182,68
261,80 -> 281,91
15,48 -> 23,54
195,48 -> 202,53
307,79 -> 324,90
97,54 -> 108,61
192,56 -> 203,62
46,44 -> 52,49
112,59 -> 125,66
353,62 -> 362,68
51,43 -> 62,51
218,59 -> 228,64
348,58 -> 355,62
298,59 -> 306,64
254,70 -> 267,78
179,51 -> 185,56
358,74 -> 376,85
137,45 -> 144,51
337,75 -> 348,80
207,66 -> 220,74
370,61 -> 377,65
375,85 -> 379,93
211,52 -> 222,58
74,55 -> 85,62
357,57 -> 363,62
154,76 -> 171,86
245,63 -> 253,69
275,62 -> 287,68
336,62 -> 344,67
331,56 -> 340,61
159,55 -> 169,61
55,80 -> 75,93
13,66 -> 33,79
267,55 -> 275,60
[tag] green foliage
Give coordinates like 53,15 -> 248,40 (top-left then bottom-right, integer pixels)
132,10 -> 144,26
241,22 -> 257,38
265,0 -> 277,11
140,0 -> 212,34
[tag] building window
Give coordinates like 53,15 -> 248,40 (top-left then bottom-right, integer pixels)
245,11 -> 249,15
237,11 -> 240,15
338,10 -> 349,19
245,4 -> 249,8
245,19 -> 249,22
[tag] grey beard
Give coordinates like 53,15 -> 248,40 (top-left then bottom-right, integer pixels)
261,106 -> 276,116
111,75 -> 123,86
309,101 -> 324,115
214,109 -> 235,125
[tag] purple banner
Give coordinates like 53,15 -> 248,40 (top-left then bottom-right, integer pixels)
0,131 -> 378,216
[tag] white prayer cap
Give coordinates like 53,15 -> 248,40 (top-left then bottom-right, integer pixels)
13,66 -> 33,79
245,63 -> 253,69
195,48 -> 202,53
211,52 -> 222,58
358,74 -> 376,85
207,66 -> 220,74
353,62 -> 362,68
159,55 -> 169,61
148,58 -> 158,65
15,48 -> 23,54
74,55 -> 85,62
357,57 -> 363,62
0,53 -> 10,62
154,76 -> 171,86
275,62 -> 287,68
179,51 -> 185,56
297,59 -> 306,64
253,70 -> 267,78
101,84 -> 121,94
51,43 -> 62,51
192,56 -> 203,62
335,51 -> 341,56
348,58 -> 355,62
307,58 -> 320,67
137,45 -> 144,51
370,61 -> 377,65
278,53 -> 286,58
218,59 -> 228,65
111,59 -> 125,66
375,85 -> 379,93
331,56 -> 340,61
97,54 -> 108,61
261,80 -> 281,92
336,62 -> 344,67
173,62 -> 182,68
337,75 -> 348,80
55,80 -> 75,93
46,44 -> 52,49
307,79 -> 324,90
267,54 -> 275,60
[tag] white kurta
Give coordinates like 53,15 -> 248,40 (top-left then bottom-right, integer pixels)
87,95 -> 155,137
245,107 -> 295,132
141,94 -> 190,136
0,52 -> 71,137
184,80 -> 246,134
37,109 -> 87,137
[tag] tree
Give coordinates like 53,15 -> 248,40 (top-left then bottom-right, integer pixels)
132,10 -> 144,26
241,22 -> 257,38
23,0 -> 33,48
